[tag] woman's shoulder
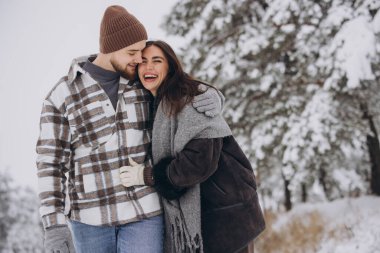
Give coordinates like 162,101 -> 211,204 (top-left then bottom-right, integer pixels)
180,102 -> 209,121
179,102 -> 231,130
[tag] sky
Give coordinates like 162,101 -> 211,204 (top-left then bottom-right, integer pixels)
0,0 -> 182,190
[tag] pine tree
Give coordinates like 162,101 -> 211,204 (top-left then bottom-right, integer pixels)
163,0 -> 380,210
5,187 -> 44,253
0,171 -> 15,252
0,170 -> 43,252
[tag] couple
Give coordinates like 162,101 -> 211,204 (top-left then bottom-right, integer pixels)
36,5 -> 265,253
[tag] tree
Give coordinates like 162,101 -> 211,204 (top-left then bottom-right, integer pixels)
163,0 -> 380,210
0,170 -> 44,252
0,171 -> 14,252
5,186 -> 44,253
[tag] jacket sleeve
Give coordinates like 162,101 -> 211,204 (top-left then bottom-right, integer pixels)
152,138 -> 223,200
36,98 -> 71,229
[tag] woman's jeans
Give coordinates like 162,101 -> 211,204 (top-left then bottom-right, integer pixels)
69,215 -> 164,253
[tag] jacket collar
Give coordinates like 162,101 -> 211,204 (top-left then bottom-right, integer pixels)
67,54 -> 132,89
67,55 -> 95,84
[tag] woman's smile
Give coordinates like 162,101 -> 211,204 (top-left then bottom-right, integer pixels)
138,45 -> 169,96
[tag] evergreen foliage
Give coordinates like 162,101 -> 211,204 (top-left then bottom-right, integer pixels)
0,170 -> 44,252
163,0 -> 380,209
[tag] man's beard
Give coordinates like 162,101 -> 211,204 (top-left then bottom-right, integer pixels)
111,61 -> 136,80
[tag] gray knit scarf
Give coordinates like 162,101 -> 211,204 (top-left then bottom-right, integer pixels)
152,89 -> 232,253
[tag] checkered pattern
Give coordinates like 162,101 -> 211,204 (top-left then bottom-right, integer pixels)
36,55 -> 162,229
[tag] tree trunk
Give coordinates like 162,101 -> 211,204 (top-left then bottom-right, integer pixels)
362,103 -> 380,195
367,134 -> 380,195
301,183 -> 307,202
319,167 -> 329,199
284,177 -> 292,211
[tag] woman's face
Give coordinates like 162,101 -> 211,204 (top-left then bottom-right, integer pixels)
138,45 -> 169,96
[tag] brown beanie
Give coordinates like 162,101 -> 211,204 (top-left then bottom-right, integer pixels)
99,5 -> 147,54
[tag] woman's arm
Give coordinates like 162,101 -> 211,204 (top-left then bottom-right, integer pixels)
152,138 -> 223,200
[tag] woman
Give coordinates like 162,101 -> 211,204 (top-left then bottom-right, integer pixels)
120,40 -> 265,253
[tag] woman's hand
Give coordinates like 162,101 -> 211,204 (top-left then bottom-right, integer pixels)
120,158 -> 145,187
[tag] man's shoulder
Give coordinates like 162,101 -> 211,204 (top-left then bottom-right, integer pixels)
45,54 -> 96,101
43,75 -> 74,112
67,54 -> 96,84
45,76 -> 70,99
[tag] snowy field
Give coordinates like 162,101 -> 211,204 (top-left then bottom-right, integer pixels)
1,180 -> 379,252
256,196 -> 380,253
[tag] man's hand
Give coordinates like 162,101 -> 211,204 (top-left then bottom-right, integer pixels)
120,158 -> 145,187
44,226 -> 75,253
193,87 -> 224,117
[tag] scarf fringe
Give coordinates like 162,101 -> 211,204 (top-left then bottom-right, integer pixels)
164,198 -> 203,253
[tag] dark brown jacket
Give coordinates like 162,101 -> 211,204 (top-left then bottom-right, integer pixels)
152,135 -> 265,253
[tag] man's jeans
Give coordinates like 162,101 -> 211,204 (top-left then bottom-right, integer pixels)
69,215 -> 164,253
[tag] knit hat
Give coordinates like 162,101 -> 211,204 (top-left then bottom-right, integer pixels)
99,5 -> 147,53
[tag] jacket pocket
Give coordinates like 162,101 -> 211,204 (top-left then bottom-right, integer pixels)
122,90 -> 152,130
68,101 -> 113,148
222,136 -> 258,200
118,90 -> 152,149
201,175 -> 241,209
210,180 -> 227,195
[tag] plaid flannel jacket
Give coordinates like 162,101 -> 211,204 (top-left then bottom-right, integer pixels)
36,55 -> 162,229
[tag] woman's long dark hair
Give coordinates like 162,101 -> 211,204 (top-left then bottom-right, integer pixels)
139,40 -> 206,116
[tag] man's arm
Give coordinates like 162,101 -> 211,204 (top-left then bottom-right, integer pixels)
192,85 -> 225,117
120,138 -> 223,200
36,98 -> 71,229
37,98 -> 76,252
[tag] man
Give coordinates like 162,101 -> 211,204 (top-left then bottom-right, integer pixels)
36,5 -> 221,253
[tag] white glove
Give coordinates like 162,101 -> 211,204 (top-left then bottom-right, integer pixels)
120,158 -> 145,187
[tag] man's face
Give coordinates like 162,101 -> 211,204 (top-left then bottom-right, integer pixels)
110,40 -> 146,79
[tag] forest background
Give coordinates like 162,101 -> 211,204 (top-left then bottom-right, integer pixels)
1,0 -> 380,252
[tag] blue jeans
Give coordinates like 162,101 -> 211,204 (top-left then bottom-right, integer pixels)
69,215 -> 164,253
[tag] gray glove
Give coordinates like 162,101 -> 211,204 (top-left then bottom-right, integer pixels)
192,87 -> 224,117
44,226 -> 76,253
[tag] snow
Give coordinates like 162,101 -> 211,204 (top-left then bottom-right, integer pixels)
332,16 -> 376,88
373,10 -> 380,32
3,173 -> 379,252
260,75 -> 274,92
326,4 -> 353,27
332,168 -> 366,193
265,0 -> 300,25
265,196 -> 380,253
310,196 -> 380,253
281,24 -> 296,33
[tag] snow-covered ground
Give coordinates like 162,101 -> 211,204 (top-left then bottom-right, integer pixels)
1,185 -> 379,252
257,196 -> 380,253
